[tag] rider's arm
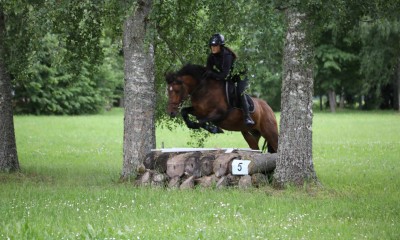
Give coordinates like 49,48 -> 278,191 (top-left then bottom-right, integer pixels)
206,54 -> 214,71
207,53 -> 233,81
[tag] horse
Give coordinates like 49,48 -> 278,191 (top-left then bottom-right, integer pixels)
165,64 -> 279,153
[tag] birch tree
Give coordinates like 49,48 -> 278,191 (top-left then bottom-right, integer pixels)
121,0 -> 155,179
0,8 -> 19,172
274,7 -> 317,187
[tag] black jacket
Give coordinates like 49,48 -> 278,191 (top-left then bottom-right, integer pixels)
206,47 -> 236,81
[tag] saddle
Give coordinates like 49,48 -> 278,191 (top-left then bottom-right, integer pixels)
224,81 -> 255,113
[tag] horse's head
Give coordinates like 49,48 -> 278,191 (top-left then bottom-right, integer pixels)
165,72 -> 188,117
165,64 -> 206,117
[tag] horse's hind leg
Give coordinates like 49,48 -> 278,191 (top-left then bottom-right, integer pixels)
241,131 -> 261,150
267,143 -> 274,153
260,125 -> 278,153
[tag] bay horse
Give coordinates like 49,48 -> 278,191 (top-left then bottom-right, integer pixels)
165,64 -> 278,153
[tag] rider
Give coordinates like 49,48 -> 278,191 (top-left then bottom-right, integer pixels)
204,33 -> 255,126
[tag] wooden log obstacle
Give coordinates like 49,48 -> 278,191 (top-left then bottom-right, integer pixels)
136,148 -> 277,189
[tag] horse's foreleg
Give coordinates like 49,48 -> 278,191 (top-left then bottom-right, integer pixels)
181,107 -> 201,129
201,122 -> 224,134
196,109 -> 227,134
181,107 -> 224,134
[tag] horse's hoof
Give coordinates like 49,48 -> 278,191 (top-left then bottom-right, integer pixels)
209,126 -> 224,134
187,122 -> 198,129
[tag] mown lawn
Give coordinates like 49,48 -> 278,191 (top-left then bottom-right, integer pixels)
1,109 -> 399,239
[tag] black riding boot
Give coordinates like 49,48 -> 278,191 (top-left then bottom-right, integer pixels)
240,95 -> 255,126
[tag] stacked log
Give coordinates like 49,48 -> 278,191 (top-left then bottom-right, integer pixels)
135,149 -> 277,189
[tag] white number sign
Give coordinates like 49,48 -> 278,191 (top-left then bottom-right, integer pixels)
232,160 -> 251,175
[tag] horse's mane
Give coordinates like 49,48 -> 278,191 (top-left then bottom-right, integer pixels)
176,64 -> 206,81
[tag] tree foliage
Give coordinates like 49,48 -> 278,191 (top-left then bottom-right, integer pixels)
12,34 -> 123,114
358,18 -> 400,109
1,0 -> 399,116
149,0 -> 285,146
272,0 -> 400,187
151,0 -> 285,116
2,0 -> 124,115
287,0 -> 400,110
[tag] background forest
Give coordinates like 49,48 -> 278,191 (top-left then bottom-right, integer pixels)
2,0 -> 399,117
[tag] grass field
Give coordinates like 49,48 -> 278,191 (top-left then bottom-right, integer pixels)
1,109 -> 399,239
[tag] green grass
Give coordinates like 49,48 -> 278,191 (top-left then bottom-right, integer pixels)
1,109 -> 399,239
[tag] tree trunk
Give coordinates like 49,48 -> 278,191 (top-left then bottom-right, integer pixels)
395,56 -> 400,111
339,87 -> 345,109
121,0 -> 155,179
358,95 -> 364,110
0,9 -> 19,172
328,89 -> 336,112
274,8 -> 318,187
319,95 -> 323,111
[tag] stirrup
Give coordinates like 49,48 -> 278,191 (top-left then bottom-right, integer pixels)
244,117 -> 255,126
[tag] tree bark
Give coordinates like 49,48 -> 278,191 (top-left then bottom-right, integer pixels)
274,8 -> 318,187
339,87 -> 345,109
319,95 -> 323,111
247,153 -> 277,174
213,153 -> 237,177
0,9 -> 19,172
166,152 -> 193,178
395,56 -> 400,111
143,151 -> 172,173
328,89 -> 336,112
121,0 -> 155,179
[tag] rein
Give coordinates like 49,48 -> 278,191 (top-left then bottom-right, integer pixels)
173,76 -> 204,100
167,79 -> 190,111
166,67 -> 208,110
187,80 -> 204,98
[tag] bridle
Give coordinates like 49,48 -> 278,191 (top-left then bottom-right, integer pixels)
167,79 -> 189,111
167,75 -> 204,110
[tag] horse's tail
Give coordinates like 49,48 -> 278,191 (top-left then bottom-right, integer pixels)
261,140 -> 276,154
261,139 -> 267,153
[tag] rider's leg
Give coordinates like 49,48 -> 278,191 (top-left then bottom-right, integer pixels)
237,77 -> 255,126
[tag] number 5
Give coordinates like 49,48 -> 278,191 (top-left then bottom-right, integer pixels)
238,162 -> 242,171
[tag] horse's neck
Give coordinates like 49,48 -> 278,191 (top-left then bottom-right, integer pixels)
182,76 -> 202,95
186,82 -> 199,94
182,75 -> 224,98
190,78 -> 223,99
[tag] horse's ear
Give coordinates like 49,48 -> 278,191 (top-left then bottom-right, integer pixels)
165,72 -> 174,84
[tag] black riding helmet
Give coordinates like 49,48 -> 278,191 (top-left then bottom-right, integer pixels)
209,33 -> 225,46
